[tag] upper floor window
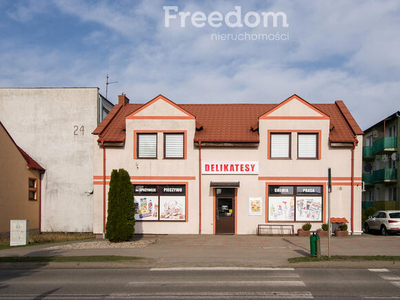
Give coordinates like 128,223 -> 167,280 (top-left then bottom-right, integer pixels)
137,133 -> 157,158
366,135 -> 373,147
298,133 -> 318,159
270,133 -> 291,159
164,133 -> 184,159
29,178 -> 38,201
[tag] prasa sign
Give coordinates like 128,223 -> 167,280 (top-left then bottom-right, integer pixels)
202,161 -> 259,175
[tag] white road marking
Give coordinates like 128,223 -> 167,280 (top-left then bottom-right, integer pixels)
110,291 -> 314,299
368,269 -> 389,272
150,267 -> 295,271
128,280 -> 306,287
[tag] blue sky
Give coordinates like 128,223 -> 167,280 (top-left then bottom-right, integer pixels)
1,0 -> 400,129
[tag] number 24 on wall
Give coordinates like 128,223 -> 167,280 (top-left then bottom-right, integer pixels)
73,125 -> 84,136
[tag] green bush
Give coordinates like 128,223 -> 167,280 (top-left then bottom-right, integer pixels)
302,223 -> 312,231
366,207 -> 378,218
106,169 -> 135,242
321,223 -> 329,231
339,224 -> 348,231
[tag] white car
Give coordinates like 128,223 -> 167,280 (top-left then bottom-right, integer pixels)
364,210 -> 400,235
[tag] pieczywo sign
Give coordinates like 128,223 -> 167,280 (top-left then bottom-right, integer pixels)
202,162 -> 259,175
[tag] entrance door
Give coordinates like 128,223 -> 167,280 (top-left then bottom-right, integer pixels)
216,197 -> 235,234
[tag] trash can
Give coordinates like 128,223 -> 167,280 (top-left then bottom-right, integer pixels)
310,231 -> 321,256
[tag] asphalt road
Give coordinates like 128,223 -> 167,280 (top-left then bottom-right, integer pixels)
1,267 -> 400,299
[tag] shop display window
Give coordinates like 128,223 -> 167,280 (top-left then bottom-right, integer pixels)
268,185 -> 322,222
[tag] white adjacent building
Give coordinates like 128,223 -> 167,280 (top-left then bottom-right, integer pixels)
0,88 -> 113,232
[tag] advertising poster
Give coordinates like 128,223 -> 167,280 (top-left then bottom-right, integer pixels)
249,197 -> 262,216
134,196 -> 159,221
159,196 -> 186,221
268,196 -> 294,221
295,196 -> 322,221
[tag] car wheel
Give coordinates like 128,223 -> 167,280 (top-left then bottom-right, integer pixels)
364,224 -> 370,234
381,226 -> 388,236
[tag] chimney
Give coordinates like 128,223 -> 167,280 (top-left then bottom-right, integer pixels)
118,93 -> 130,106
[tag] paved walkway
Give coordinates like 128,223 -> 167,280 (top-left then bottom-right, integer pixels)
1,234 -> 400,268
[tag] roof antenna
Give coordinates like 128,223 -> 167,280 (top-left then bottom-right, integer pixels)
105,74 -> 118,100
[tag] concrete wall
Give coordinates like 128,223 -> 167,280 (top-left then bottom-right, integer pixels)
93,96 -> 363,235
0,124 -> 40,233
0,88 -> 100,232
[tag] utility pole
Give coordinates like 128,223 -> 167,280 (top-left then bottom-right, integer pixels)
105,74 -> 118,100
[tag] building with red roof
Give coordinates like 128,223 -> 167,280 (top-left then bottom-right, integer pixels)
93,94 -> 364,236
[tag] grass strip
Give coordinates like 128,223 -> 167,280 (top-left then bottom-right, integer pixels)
289,255 -> 400,263
0,256 -> 144,263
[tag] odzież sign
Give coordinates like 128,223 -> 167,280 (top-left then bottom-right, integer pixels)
202,162 -> 258,175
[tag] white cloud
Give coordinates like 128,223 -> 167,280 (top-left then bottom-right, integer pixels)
1,0 -> 399,130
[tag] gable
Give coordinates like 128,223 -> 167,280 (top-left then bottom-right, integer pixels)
260,95 -> 329,120
126,95 -> 195,120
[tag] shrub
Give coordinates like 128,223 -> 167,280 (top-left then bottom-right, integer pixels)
321,223 -> 329,231
302,223 -> 312,231
366,207 -> 378,218
339,224 -> 348,231
106,169 -> 135,242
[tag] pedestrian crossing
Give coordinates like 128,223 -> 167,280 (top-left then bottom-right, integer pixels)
141,267 -> 314,299
369,269 -> 400,290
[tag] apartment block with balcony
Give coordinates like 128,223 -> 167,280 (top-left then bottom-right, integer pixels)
362,111 -> 399,210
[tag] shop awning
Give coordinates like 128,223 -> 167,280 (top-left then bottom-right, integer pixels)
330,217 -> 349,224
210,182 -> 240,188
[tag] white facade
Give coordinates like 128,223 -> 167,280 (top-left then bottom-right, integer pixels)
0,88 -> 113,232
93,94 -> 363,235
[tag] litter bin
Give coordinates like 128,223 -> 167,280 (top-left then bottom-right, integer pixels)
310,231 -> 321,256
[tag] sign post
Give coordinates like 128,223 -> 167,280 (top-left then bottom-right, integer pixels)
328,168 -> 332,258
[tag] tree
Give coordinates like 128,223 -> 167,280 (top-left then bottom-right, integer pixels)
106,168 -> 135,242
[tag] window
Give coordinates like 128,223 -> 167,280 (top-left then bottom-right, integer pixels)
366,136 -> 373,147
29,178 -> 38,201
164,133 -> 184,159
268,185 -> 322,222
137,133 -> 157,158
133,185 -> 186,221
270,133 -> 291,158
298,133 -> 318,159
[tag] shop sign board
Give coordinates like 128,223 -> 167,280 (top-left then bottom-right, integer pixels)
202,161 -> 258,175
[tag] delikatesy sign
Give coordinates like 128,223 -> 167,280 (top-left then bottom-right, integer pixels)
202,162 -> 259,175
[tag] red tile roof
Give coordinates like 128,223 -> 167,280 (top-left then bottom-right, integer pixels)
1,122 -> 45,172
93,95 -> 362,144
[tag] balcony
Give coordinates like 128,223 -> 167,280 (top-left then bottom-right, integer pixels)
372,137 -> 397,154
373,168 -> 397,183
362,173 -> 374,184
362,146 -> 373,159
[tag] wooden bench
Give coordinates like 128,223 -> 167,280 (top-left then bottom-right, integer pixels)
257,224 -> 294,236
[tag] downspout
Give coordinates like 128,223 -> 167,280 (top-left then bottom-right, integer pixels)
198,141 -> 202,234
351,141 -> 355,235
102,141 -> 106,239
39,171 -> 44,234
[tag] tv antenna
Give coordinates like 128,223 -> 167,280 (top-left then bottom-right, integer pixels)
105,74 -> 118,100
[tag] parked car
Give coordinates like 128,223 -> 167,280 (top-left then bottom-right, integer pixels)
364,210 -> 400,235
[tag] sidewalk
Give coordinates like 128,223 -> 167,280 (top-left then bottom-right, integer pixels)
1,234 -> 400,269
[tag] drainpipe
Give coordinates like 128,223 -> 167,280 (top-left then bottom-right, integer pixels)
102,141 -> 106,239
198,141 -> 202,234
351,141 -> 355,235
39,171 -> 44,234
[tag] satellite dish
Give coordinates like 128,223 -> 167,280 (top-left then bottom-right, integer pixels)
372,131 -> 379,138
364,163 -> 372,172
392,153 -> 399,161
